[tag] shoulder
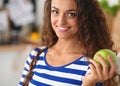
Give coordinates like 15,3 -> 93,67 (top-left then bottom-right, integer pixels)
80,56 -> 90,72
31,46 -> 47,55
28,46 -> 47,60
81,56 -> 91,75
25,46 -> 47,65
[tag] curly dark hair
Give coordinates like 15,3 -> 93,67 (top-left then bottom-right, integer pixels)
23,0 -> 120,86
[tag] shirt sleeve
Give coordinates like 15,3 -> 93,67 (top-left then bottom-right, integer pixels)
18,47 -> 41,86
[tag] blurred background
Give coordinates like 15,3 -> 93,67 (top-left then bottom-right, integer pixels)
0,0 -> 120,86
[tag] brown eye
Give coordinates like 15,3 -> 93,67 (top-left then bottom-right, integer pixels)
66,12 -> 77,18
51,10 -> 59,15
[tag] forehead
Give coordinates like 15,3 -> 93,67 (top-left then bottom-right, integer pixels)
51,0 -> 77,10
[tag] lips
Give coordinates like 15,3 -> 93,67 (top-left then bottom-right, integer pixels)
57,26 -> 70,31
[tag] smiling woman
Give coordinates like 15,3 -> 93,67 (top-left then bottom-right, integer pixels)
19,0 -> 120,86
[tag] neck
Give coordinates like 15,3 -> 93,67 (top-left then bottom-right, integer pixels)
51,39 -> 85,54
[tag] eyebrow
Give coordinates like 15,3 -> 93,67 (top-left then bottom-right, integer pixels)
52,7 -> 77,12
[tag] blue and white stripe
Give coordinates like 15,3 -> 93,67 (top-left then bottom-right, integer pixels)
19,47 -> 102,86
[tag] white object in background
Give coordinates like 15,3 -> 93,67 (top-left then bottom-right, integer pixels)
7,0 -> 34,26
0,0 -> 3,7
0,10 -> 8,31
36,0 -> 45,26
107,0 -> 119,7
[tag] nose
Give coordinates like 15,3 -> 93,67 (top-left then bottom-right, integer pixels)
57,13 -> 67,26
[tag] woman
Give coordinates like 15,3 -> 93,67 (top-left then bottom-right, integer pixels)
19,0 -> 120,86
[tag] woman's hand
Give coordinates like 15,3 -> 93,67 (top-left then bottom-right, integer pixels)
82,55 -> 116,86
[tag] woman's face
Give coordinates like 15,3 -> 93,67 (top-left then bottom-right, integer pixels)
51,0 -> 78,40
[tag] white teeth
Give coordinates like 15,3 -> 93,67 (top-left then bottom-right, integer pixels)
58,27 -> 68,30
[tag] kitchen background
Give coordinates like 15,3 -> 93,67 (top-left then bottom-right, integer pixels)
0,0 -> 120,86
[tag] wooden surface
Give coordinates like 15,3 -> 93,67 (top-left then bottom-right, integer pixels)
0,44 -> 27,51
0,44 -> 39,51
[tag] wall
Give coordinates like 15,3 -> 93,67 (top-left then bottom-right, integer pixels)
36,0 -> 45,27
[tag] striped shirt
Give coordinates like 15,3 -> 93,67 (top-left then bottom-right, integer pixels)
19,47 -> 103,86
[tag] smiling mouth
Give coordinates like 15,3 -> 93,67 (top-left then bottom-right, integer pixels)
58,27 -> 70,31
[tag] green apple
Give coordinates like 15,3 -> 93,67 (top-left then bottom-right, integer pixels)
93,49 -> 117,66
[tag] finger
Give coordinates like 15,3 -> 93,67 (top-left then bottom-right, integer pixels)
107,56 -> 116,78
89,58 -> 103,79
96,55 -> 109,79
89,63 -> 96,74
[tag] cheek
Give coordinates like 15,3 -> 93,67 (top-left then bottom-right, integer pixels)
72,20 -> 78,33
51,16 -> 56,24
71,19 -> 78,28
51,18 -> 56,30
51,20 -> 55,30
